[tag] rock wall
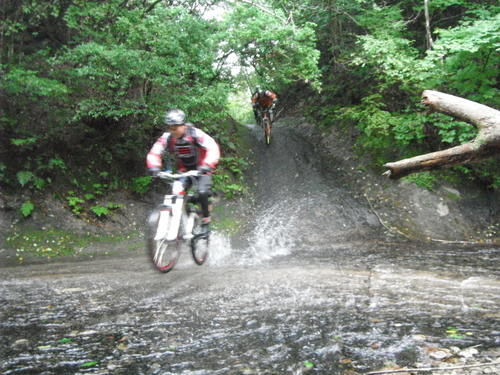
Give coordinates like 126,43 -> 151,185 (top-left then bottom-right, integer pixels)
286,115 -> 500,243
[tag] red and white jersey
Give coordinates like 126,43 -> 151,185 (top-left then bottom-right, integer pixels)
147,126 -> 220,172
251,90 -> 277,108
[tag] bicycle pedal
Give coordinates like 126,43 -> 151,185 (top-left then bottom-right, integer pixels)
183,234 -> 194,240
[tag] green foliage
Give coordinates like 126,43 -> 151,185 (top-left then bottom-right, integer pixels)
401,172 -> 437,190
17,171 -> 33,187
352,32 -> 420,92
304,361 -> 314,369
65,182 -> 125,218
227,88 -> 254,124
81,362 -> 98,368
58,4 -> 229,123
215,179 -> 247,199
2,68 -> 69,97
307,0 -> 500,188
2,0 -> 500,206
91,202 -> 124,217
446,326 -> 465,339
14,156 -> 66,190
211,154 -> 249,199
337,95 -> 428,165
91,205 -> 109,217
66,194 -> 85,214
433,117 -> 477,145
221,156 -> 247,180
131,176 -> 152,195
20,201 -> 35,217
425,14 -> 500,107
213,173 -> 247,199
107,202 -> 124,210
1,1 -> 237,205
6,227 -> 130,260
0,163 -> 6,183
222,3 -> 321,89
47,157 -> 67,172
11,138 -> 37,146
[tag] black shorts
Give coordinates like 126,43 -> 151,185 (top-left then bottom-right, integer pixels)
182,174 -> 212,195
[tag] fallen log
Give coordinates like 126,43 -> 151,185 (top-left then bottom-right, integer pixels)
383,90 -> 500,180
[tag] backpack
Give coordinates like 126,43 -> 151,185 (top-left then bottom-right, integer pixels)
167,124 -> 203,170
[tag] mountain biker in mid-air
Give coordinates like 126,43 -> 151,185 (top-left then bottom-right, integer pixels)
251,86 -> 277,124
147,109 -> 220,234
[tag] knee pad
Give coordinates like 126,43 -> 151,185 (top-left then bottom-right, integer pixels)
198,190 -> 211,198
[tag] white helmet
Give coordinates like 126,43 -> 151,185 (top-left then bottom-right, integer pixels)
164,109 -> 186,127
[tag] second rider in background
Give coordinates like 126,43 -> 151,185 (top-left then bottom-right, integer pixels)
147,109 -> 220,234
251,86 -> 277,124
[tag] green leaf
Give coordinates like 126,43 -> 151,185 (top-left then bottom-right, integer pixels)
81,361 -> 98,367
107,202 -> 124,209
67,196 -> 85,207
304,361 -> 314,368
131,176 -> 151,195
91,205 -> 109,217
11,137 -> 37,146
17,171 -> 33,187
33,177 -> 46,190
20,201 -> 35,217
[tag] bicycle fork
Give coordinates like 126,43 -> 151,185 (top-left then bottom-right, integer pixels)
154,195 -> 197,241
182,207 -> 196,239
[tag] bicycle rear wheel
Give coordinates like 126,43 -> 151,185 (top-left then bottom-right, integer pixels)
191,215 -> 209,265
263,117 -> 271,145
147,205 -> 180,273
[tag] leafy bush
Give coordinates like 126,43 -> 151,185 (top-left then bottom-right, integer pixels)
20,201 -> 35,217
131,176 -> 152,196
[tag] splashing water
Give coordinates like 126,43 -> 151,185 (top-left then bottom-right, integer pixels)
204,231 -> 232,267
235,201 -> 296,266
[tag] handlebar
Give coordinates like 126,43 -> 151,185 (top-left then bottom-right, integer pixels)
157,170 -> 200,179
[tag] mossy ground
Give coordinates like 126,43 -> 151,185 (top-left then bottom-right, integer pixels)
3,225 -> 144,263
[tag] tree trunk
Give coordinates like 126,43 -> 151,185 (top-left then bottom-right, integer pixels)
424,0 -> 434,50
383,90 -> 500,180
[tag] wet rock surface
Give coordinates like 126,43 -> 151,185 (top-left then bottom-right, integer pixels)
288,115 -> 500,243
1,241 -> 500,374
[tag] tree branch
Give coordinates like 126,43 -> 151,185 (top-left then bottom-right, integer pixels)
383,90 -> 500,180
365,360 -> 500,375
424,0 -> 434,50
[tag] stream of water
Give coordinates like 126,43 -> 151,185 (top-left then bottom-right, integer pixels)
1,122 -> 499,374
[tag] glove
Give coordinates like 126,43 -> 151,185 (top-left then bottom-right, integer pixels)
197,165 -> 212,175
149,167 -> 160,177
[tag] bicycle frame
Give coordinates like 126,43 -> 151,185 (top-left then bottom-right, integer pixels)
148,169 -> 210,272
258,106 -> 272,145
155,170 -> 199,241
257,106 -> 272,125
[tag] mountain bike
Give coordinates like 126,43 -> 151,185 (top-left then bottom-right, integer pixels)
147,170 -> 210,273
258,106 -> 273,146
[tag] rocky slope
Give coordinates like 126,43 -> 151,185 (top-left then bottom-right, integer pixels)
285,114 -> 500,244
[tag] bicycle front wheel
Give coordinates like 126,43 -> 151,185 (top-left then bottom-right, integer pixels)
263,118 -> 271,145
147,205 -> 180,273
191,216 -> 209,265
